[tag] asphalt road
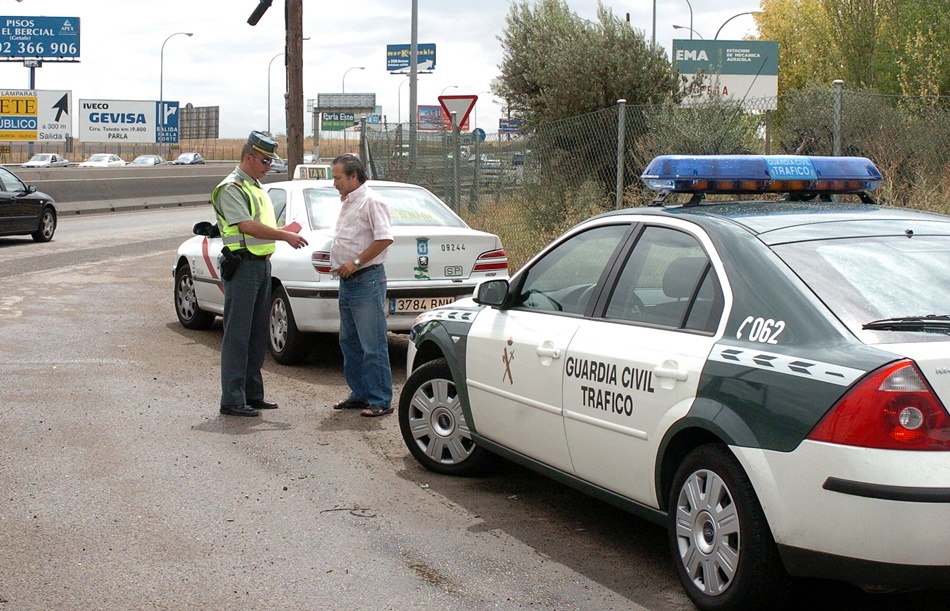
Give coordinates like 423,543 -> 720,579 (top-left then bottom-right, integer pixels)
0,209 -> 946,610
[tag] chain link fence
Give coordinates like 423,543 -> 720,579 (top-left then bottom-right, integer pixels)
360,85 -> 950,269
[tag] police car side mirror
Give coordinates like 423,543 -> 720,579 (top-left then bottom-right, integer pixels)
192,221 -> 220,238
474,279 -> 509,307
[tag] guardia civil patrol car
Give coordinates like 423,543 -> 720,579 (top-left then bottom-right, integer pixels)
398,155 -> 950,609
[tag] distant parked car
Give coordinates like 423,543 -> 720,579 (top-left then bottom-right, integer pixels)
129,154 -> 168,166
78,154 -> 126,168
0,166 -> 57,242
172,152 -> 205,165
21,153 -> 69,168
267,155 -> 288,174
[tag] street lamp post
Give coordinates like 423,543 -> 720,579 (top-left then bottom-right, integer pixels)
341,66 -> 364,152
440,85 -> 458,96
398,76 -> 410,124
159,32 -> 193,130
684,0 -> 694,39
714,11 -> 762,40
672,24 -> 703,39
342,66 -> 364,93
267,52 -> 283,136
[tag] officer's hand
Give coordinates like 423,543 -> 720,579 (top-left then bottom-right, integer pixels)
284,231 -> 309,249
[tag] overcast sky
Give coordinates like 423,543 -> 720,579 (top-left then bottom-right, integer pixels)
0,0 -> 761,139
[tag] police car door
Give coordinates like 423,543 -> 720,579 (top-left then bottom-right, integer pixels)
562,222 -> 727,507
466,223 -> 632,472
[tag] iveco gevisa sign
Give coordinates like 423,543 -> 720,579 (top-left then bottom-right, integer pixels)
78,99 -> 180,144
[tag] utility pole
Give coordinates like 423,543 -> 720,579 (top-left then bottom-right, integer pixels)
285,0 -> 304,178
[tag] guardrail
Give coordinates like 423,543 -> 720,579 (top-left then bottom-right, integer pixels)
9,164 -> 288,215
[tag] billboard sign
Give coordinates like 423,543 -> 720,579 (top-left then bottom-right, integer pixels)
322,112 -> 356,131
386,43 -> 436,72
0,16 -> 80,60
417,105 -> 442,131
672,40 -> 779,109
0,89 -> 70,141
78,99 -> 179,143
499,118 -> 522,134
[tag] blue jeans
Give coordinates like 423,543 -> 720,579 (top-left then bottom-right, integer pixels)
220,258 -> 271,406
338,264 -> 392,408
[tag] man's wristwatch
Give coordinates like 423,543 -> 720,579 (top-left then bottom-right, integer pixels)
353,258 -> 361,268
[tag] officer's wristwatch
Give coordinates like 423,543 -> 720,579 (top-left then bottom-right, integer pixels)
353,258 -> 361,268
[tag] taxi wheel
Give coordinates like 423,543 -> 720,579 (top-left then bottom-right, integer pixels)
174,265 -> 215,330
668,444 -> 789,610
31,206 -> 56,242
269,285 -> 310,365
399,358 -> 492,476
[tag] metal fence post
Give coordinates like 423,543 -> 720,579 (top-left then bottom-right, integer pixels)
833,79 -> 843,157
615,99 -> 627,210
451,111 -> 460,212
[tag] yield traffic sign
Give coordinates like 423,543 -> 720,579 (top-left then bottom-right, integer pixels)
438,94 -> 478,129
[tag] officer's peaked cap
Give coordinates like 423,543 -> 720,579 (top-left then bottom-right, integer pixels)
247,131 -> 278,159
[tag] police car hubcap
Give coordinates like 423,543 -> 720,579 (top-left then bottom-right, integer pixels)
431,407 -> 456,436
675,469 -> 739,595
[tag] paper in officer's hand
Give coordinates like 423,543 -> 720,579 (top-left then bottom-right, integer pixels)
284,220 -> 302,233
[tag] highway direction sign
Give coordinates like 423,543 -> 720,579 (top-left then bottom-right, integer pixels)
0,89 -> 71,141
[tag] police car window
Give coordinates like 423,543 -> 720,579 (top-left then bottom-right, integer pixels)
513,224 -> 629,314
268,188 -> 288,225
605,226 -> 719,332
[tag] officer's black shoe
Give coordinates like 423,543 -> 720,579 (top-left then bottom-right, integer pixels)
249,399 -> 278,410
220,404 -> 260,417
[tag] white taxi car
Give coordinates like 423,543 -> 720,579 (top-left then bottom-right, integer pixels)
398,155 -> 950,609
173,179 -> 507,364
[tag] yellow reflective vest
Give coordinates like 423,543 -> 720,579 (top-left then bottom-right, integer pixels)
211,172 -> 277,256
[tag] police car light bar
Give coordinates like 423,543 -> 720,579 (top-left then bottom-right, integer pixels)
641,155 -> 883,195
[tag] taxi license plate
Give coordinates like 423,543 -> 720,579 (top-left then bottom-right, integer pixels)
389,296 -> 456,314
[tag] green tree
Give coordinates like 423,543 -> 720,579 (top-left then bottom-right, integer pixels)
495,0 -> 680,126
756,0 -> 949,97
755,0 -> 842,93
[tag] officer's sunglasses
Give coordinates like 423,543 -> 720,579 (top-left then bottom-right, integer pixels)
251,154 -> 273,166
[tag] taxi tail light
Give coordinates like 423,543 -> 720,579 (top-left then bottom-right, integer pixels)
808,360 -> 950,451
312,251 -> 332,274
473,248 -> 508,273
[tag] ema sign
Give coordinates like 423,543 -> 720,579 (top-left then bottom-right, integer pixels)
672,40 -> 779,110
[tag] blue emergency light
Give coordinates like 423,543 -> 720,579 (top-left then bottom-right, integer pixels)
641,155 -> 883,196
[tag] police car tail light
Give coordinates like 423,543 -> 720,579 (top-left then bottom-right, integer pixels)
473,248 -> 509,273
312,251 -> 332,274
808,360 -> 950,451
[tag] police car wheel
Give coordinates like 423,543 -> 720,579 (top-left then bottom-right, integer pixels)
399,358 -> 492,476
668,444 -> 788,610
174,264 -> 215,330
31,207 -> 56,242
269,285 -> 310,365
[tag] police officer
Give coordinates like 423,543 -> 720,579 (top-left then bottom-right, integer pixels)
212,131 -> 308,417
